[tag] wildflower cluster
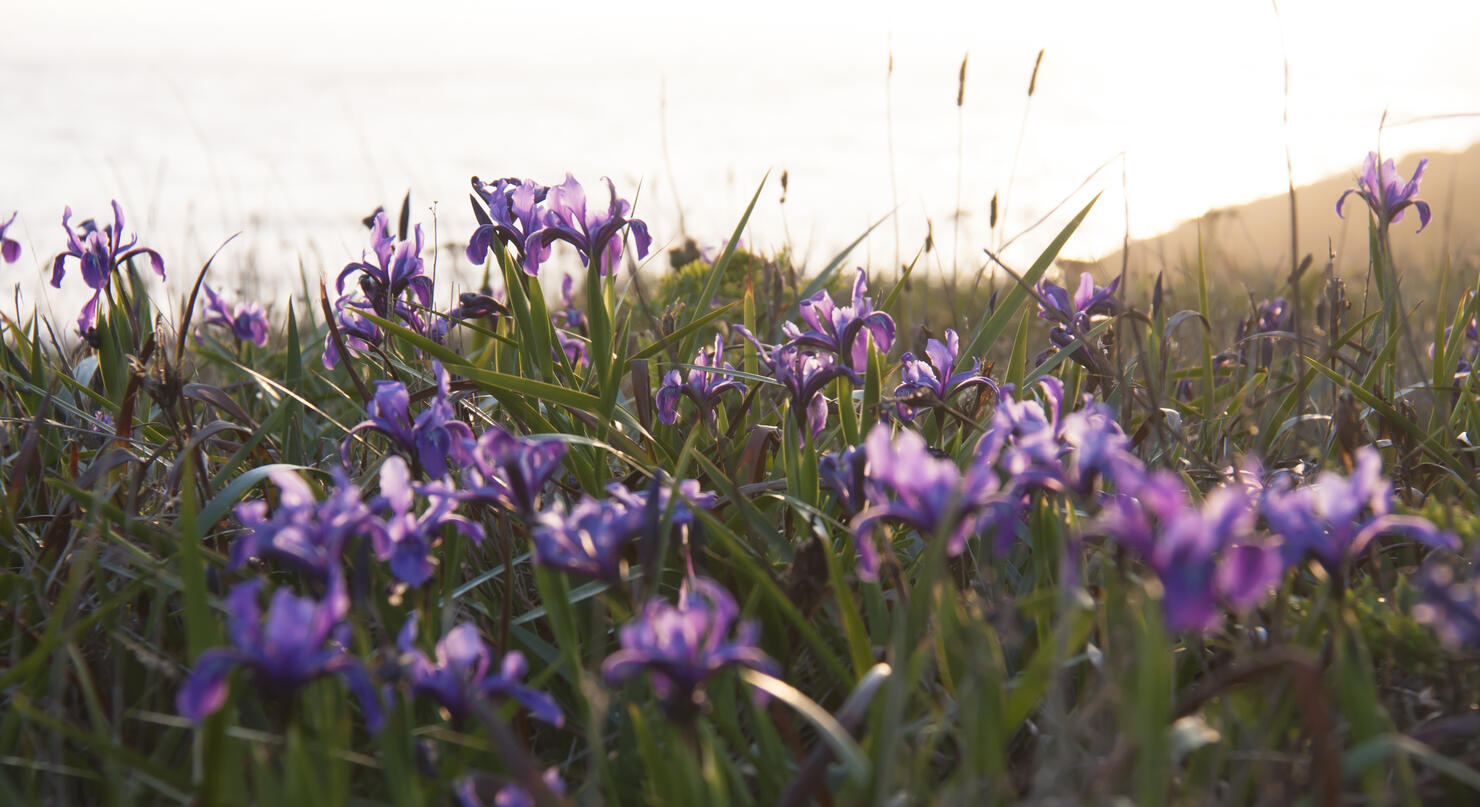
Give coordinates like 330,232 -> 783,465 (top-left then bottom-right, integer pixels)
466,174 -> 651,276
11,149 -> 1478,804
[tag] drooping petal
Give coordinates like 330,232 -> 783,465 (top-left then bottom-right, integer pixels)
656,370 -> 684,425
177,649 -> 246,722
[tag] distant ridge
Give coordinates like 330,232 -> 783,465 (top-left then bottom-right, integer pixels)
1064,142 -> 1480,294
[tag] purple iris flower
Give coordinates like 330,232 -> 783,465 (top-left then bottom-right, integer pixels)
1260,446 -> 1457,571
532,479 -> 714,583
230,467 -> 374,579
336,211 -> 433,322
1234,298 -> 1289,367
893,328 -> 996,421
555,328 -> 589,369
176,571 -> 383,732
606,477 -> 716,526
532,495 -> 633,583
1434,304 -> 1480,376
1035,273 -> 1119,371
1413,562 -> 1480,650
397,616 -> 562,726
455,424 -> 567,517
603,576 -> 778,720
732,332 -> 860,440
1038,272 -> 1119,323
466,177 -> 551,276
974,378 -> 1142,499
528,174 -> 652,276
1099,472 -> 1281,634
551,277 -> 590,368
819,444 -> 869,518
1055,399 -> 1144,496
852,424 -> 1016,581
776,346 -> 861,439
607,477 -> 716,566
455,768 -> 567,807
0,211 -> 20,263
1337,151 -> 1432,232
656,335 -> 747,425
342,361 -> 474,478
975,378 -> 1068,493
554,273 -> 589,334
49,201 -> 165,336
89,409 -> 114,434
322,295 -> 385,370
371,457 -> 484,587
449,288 -> 508,321
195,283 -> 270,347
782,268 -> 895,371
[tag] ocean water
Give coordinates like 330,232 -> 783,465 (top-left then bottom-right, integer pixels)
8,0 -> 1480,318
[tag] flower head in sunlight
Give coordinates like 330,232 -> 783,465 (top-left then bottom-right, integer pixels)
341,361 -> 473,478
603,577 -> 776,721
176,571 -> 382,732
771,344 -> 860,439
336,211 -> 432,323
466,177 -> 551,276
195,283 -> 270,347
0,212 -> 20,264
396,616 -> 561,725
230,466 -> 373,579
893,328 -> 996,421
733,325 -> 862,439
1056,398 -> 1144,497
50,201 -> 165,338
606,476 -> 716,564
975,377 -> 1068,493
369,457 -> 483,587
454,423 -> 567,517
656,335 -> 747,426
1261,446 -> 1457,571
1336,151 -> 1432,232
529,174 -> 652,276
819,444 -> 869,519
322,295 -> 385,370
1098,471 -> 1281,634
1034,272 -> 1119,374
852,423 -> 1016,580
451,424 -> 566,517
782,268 -> 896,371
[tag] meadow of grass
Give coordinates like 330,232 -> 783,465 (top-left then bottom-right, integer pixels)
3,157 -> 1480,807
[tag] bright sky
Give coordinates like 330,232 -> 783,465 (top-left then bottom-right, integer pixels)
8,0 -> 1480,291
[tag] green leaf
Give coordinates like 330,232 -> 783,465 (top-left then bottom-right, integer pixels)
741,669 -> 870,786
630,300 -> 740,361
679,174 -> 768,360
359,312 -> 605,413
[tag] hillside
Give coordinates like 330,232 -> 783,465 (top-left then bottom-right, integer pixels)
1065,143 -> 1480,297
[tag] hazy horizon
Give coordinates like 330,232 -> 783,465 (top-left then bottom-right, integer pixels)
9,0 -> 1480,311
